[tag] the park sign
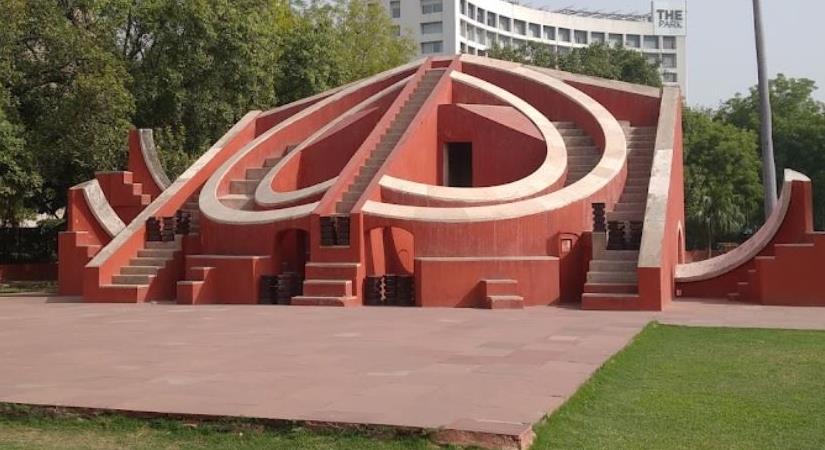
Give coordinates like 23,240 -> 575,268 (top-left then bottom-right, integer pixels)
652,0 -> 687,36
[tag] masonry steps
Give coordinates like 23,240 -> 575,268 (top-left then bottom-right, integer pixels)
582,126 -> 656,310
335,69 -> 444,214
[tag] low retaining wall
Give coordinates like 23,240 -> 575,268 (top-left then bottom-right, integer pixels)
0,263 -> 58,282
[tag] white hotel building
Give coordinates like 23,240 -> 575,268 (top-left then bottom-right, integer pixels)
384,0 -> 688,92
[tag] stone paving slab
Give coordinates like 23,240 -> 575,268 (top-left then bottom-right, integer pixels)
0,296 -> 824,449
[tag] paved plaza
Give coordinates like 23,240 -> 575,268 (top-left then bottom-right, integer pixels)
1,296 -> 824,447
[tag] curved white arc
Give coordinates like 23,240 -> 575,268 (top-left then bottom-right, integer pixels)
200,59 -> 424,225
377,70 -> 566,205
77,179 -> 126,237
362,63 -> 627,223
206,202 -> 320,226
675,169 -> 807,283
88,110 -> 261,269
138,129 -> 171,190
254,76 -> 412,208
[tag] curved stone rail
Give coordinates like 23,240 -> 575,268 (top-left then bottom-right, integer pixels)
376,70 -> 566,206
360,69 -> 627,223
137,129 -> 171,191
76,179 -> 126,237
676,169 -> 806,283
199,60 -> 422,226
253,76 -> 412,209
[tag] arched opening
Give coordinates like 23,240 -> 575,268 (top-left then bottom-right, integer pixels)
364,226 -> 416,306
263,228 -> 309,305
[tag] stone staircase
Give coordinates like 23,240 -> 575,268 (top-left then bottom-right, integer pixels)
335,69 -> 444,214
581,126 -> 657,309
95,171 -> 153,223
219,144 -> 296,210
481,279 -> 524,309
557,122 -> 600,186
291,262 -> 361,307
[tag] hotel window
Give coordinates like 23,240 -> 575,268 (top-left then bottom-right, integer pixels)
663,72 -> 678,83
467,24 -> 475,41
476,7 -> 485,23
421,40 -> 443,54
645,53 -> 661,66
643,36 -> 660,49
467,3 -> 475,19
591,32 -> 605,44
487,12 -> 496,27
500,36 -> 511,47
625,34 -> 640,48
460,42 -> 466,53
421,21 -> 442,34
662,53 -> 677,69
574,30 -> 588,44
499,16 -> 511,32
460,0 -> 465,15
390,0 -> 400,18
421,0 -> 442,14
514,20 -> 526,36
477,30 -> 486,45
459,20 -> 466,37
558,28 -> 571,42
608,33 -> 623,47
487,31 -> 497,45
528,23 -> 540,38
663,36 -> 677,50
543,26 -> 555,40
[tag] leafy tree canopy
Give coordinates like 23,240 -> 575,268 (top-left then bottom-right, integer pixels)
488,42 -> 662,87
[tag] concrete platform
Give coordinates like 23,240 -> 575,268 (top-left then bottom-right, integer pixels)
0,296 -> 824,449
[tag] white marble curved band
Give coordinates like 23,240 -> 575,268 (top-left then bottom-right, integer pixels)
675,169 -> 807,282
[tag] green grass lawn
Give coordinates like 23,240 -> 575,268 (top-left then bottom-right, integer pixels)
0,280 -> 57,295
532,324 -> 825,450
1,324 -> 824,449
0,405 -> 443,450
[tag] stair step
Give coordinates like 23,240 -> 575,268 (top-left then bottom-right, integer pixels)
587,271 -> 638,284
137,248 -> 176,258
230,179 -> 258,195
290,296 -> 360,307
112,274 -> 154,285
129,257 -> 169,267
246,167 -> 269,180
584,283 -> 639,294
598,250 -> 640,261
552,121 -> 577,129
303,279 -> 353,297
589,260 -> 637,272
121,266 -> 161,276
581,293 -> 642,310
485,295 -> 524,310
614,202 -> 646,213
220,194 -> 254,210
607,210 -> 644,222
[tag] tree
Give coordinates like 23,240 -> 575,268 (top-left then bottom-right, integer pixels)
488,42 -> 662,87
332,0 -> 416,83
0,87 -> 41,227
717,76 -> 825,228
1,0 -> 134,216
121,0 -> 289,175
683,108 -> 763,254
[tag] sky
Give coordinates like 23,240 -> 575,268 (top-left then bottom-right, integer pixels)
531,0 -> 825,107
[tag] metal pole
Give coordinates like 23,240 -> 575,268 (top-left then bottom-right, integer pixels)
752,0 -> 778,217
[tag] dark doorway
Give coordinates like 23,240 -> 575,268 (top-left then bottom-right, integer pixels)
445,142 -> 473,187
